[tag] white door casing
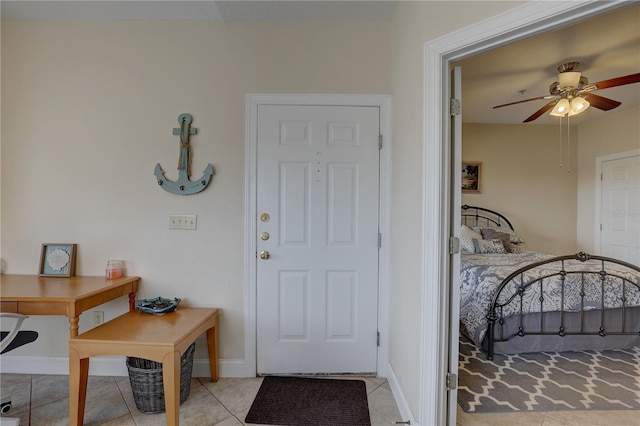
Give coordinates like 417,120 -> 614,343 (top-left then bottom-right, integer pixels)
597,151 -> 640,264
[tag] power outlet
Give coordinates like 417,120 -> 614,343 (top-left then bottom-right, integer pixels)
169,214 -> 197,230
93,311 -> 104,326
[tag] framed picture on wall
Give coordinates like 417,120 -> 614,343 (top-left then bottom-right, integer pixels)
39,243 -> 77,277
462,162 -> 481,193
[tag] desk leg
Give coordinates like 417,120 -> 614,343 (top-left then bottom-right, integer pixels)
69,347 -> 89,426
162,350 -> 181,426
69,316 -> 80,338
129,292 -> 136,311
206,323 -> 219,382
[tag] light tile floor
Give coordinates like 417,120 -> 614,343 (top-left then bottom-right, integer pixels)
3,373 -> 637,425
0,373 -> 403,425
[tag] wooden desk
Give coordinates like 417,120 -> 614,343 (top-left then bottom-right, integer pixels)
0,274 -> 140,337
69,308 -> 219,426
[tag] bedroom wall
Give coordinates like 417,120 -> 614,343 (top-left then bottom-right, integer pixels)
0,20 -> 391,363
576,105 -> 640,252
462,123 -> 578,254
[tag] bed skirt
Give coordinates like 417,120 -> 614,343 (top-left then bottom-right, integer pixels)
474,306 -> 640,354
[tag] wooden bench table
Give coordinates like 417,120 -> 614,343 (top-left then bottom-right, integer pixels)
68,307 -> 219,426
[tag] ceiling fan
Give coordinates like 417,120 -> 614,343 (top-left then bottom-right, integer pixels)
493,62 -> 640,122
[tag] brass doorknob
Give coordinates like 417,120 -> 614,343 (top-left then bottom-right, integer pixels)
259,250 -> 270,260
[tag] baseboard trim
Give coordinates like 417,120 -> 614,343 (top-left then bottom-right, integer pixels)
386,362 -> 417,425
0,355 -> 254,378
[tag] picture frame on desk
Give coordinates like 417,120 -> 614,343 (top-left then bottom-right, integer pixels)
39,243 -> 77,277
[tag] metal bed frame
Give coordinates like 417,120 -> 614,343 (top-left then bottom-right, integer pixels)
485,252 -> 640,360
461,204 -> 514,232
461,205 -> 640,360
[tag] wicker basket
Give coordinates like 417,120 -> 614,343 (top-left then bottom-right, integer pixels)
126,342 -> 196,414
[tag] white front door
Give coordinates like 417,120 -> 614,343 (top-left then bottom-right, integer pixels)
256,105 -> 380,375
600,153 -> 640,264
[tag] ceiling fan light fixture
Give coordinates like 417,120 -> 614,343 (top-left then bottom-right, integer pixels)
569,96 -> 590,115
558,71 -> 581,89
549,98 -> 570,117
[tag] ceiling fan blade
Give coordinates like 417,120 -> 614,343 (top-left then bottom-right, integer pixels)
583,73 -> 640,91
523,101 -> 556,122
493,95 -> 551,109
583,93 -> 622,111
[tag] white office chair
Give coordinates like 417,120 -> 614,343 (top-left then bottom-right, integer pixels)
1,313 -> 39,423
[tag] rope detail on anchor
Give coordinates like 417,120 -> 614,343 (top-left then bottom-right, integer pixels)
177,116 -> 192,177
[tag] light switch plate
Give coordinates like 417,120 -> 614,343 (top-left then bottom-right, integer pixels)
169,214 -> 197,230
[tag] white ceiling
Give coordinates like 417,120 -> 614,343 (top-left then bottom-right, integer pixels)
2,1 -> 638,124
0,1 -> 398,22
456,3 -> 640,124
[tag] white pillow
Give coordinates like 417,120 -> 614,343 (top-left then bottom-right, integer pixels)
460,225 -> 483,253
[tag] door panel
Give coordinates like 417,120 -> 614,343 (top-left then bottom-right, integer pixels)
257,105 -> 380,375
448,66 -> 462,426
601,154 -> 640,264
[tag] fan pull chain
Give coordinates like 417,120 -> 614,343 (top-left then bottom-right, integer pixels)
566,115 -> 571,173
558,118 -> 563,169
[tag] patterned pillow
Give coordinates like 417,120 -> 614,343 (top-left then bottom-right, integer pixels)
473,238 -> 506,254
510,243 -> 528,254
460,225 -> 483,253
480,228 -> 512,252
474,225 -> 523,244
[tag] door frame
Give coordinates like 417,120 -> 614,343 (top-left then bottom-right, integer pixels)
245,94 -> 392,377
594,148 -> 640,253
422,1 -> 627,424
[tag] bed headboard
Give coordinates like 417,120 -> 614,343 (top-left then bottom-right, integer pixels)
461,204 -> 515,231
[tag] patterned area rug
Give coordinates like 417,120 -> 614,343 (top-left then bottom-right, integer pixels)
458,337 -> 640,413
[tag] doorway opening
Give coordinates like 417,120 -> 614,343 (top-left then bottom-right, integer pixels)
422,2 -> 629,425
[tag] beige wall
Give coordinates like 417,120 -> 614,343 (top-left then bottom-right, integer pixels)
1,20 -> 391,359
460,105 -> 640,257
1,1 -> 545,421
576,105 -> 640,251
461,123 -> 578,254
389,0 -> 523,417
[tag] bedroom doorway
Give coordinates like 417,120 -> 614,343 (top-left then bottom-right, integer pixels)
423,2 -> 629,425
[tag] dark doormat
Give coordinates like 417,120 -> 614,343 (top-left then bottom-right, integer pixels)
245,376 -> 371,425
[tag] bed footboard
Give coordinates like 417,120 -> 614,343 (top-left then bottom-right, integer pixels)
485,252 -> 640,360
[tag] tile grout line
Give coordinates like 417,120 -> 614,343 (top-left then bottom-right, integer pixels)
197,377 -> 239,425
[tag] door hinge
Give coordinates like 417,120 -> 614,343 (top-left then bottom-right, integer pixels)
450,98 -> 461,116
449,237 -> 460,254
377,331 -> 381,347
446,372 -> 458,390
379,134 -> 383,150
378,233 -> 382,248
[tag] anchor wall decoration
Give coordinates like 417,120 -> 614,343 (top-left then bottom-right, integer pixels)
154,113 -> 214,195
